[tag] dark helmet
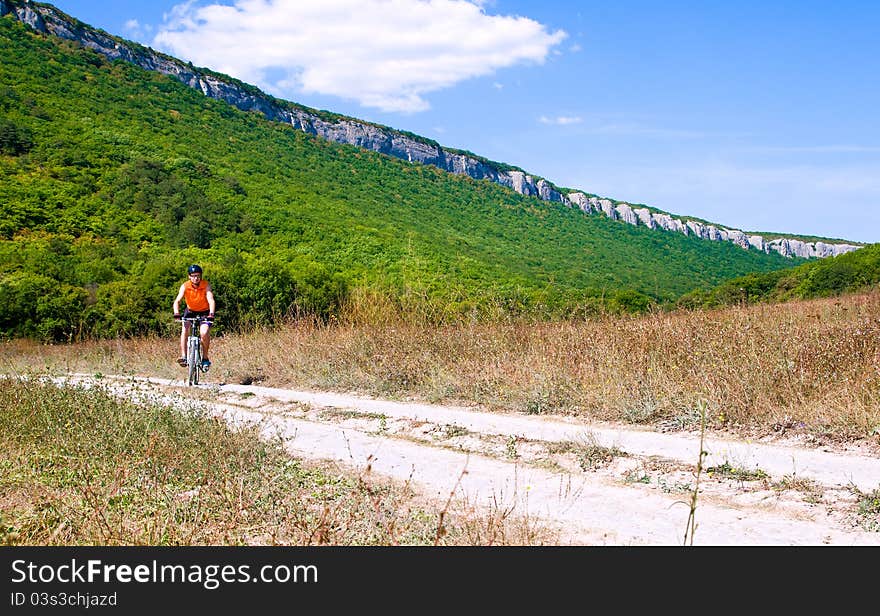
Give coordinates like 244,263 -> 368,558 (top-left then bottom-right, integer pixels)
187,264 -> 203,275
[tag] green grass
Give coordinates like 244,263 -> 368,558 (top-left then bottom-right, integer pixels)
706,462 -> 770,482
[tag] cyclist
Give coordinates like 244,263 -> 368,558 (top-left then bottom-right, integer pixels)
172,264 -> 216,370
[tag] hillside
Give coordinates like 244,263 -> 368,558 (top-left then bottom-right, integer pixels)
679,242 -> 880,308
2,0 -> 866,262
0,11 -> 805,341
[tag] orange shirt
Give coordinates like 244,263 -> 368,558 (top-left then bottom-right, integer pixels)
183,279 -> 210,311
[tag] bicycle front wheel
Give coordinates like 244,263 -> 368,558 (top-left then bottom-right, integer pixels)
187,336 -> 201,386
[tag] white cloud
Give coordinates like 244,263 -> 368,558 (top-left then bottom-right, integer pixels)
539,115 -> 582,125
123,19 -> 152,40
154,0 -> 566,113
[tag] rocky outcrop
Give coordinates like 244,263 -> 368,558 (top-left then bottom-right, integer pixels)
3,0 -> 865,259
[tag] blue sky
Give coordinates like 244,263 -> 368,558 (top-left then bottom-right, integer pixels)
47,0 -> 880,243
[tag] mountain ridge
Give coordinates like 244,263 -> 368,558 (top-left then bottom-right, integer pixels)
1,0 -> 865,260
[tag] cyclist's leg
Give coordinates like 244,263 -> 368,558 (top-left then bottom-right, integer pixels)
199,321 -> 211,361
178,321 -> 189,365
200,325 -> 211,371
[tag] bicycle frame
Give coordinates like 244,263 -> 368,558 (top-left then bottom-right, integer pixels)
182,316 -> 208,386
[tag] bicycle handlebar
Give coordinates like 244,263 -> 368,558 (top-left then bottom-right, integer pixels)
178,316 -> 213,324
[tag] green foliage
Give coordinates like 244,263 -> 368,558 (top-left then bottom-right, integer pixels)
679,242 -> 880,308
608,289 -> 655,314
209,255 -> 349,330
0,270 -> 87,340
0,117 -> 33,154
797,257 -> 868,297
107,158 -> 244,248
0,15 -> 825,341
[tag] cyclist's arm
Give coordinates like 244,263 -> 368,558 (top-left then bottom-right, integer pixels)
206,283 -> 216,315
172,284 -> 186,315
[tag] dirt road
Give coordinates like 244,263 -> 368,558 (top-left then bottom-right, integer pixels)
55,374 -> 880,546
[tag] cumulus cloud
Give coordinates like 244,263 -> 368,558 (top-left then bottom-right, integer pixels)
153,0 -> 567,113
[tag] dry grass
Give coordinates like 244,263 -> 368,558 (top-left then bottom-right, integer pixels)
7,288 -> 876,442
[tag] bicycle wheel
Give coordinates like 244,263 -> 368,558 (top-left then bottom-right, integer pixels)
187,336 -> 200,386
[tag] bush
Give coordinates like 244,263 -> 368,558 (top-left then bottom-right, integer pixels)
609,289 -> 654,314
210,256 -> 349,329
0,271 -> 87,341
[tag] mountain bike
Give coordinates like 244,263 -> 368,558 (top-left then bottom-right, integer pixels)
182,316 -> 211,386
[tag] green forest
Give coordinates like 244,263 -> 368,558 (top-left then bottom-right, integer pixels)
0,14 -> 870,342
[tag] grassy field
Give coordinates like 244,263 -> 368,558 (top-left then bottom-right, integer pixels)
2,288 -> 878,544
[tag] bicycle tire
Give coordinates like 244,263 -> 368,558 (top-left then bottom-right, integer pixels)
187,335 -> 200,386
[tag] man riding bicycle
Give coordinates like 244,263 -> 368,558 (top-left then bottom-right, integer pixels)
172,264 -> 216,370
